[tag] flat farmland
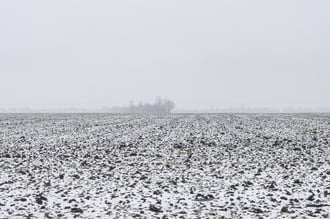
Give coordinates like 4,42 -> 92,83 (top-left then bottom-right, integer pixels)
0,114 -> 329,218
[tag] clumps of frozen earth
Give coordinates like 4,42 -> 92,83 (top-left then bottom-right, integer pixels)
0,114 -> 329,218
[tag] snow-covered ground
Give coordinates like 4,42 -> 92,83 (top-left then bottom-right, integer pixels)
0,114 -> 329,218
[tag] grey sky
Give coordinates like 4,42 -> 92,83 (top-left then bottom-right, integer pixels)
0,0 -> 329,109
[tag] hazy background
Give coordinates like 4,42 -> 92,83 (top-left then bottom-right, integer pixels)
0,0 -> 329,112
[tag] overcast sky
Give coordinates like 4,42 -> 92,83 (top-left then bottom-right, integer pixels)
0,0 -> 329,109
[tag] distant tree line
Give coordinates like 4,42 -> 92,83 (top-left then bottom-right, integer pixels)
128,97 -> 175,113
100,97 -> 175,113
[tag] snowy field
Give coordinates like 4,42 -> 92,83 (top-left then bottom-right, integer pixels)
0,114 -> 329,218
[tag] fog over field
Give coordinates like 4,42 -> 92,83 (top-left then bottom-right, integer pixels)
0,0 -> 329,111
0,1 -> 330,219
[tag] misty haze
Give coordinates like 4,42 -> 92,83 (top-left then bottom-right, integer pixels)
0,1 -> 329,218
